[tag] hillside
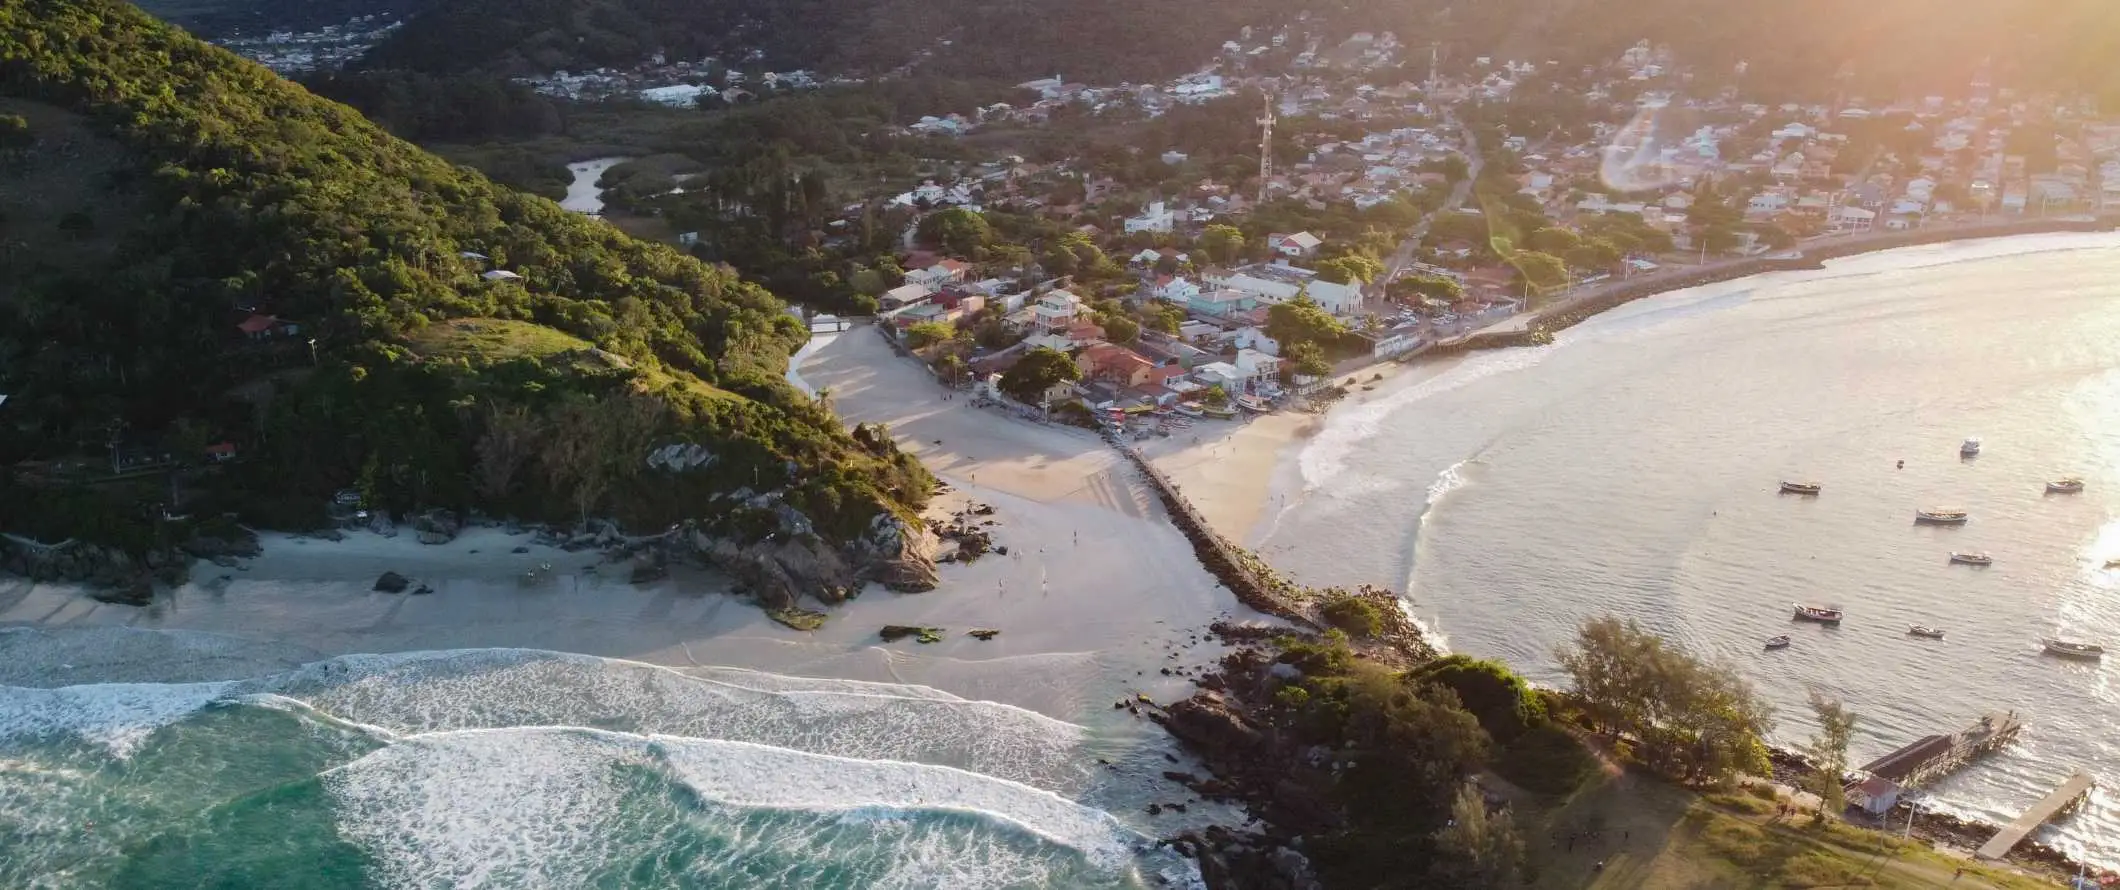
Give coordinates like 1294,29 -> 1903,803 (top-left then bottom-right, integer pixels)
0,0 -> 935,608
357,0 -> 1287,83
358,0 -> 2120,103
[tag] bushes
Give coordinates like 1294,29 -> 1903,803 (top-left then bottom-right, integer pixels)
1320,593 -> 1384,638
1408,654 -> 1545,743
1491,721 -> 1597,795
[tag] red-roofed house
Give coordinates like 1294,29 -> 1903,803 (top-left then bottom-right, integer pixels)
237,314 -> 301,340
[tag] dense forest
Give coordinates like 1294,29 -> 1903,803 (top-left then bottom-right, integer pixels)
0,0 -> 929,551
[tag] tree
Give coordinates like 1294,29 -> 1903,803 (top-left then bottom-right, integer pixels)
1429,784 -> 1527,889
1556,616 -> 1774,784
904,321 -> 956,349
1314,254 -> 1382,285
473,404 -> 539,502
1526,227 -> 1582,254
1700,225 -> 1742,255
917,207 -> 991,255
997,347 -> 1080,404
1802,692 -> 1858,815
1284,340 -> 1331,380
1410,655 -> 1545,744
1201,384 -> 1228,407
1753,223 -> 1796,250
1101,315 -> 1141,344
933,352 -> 966,385
1198,223 -> 1246,265
1510,250 -> 1570,291
1141,302 -> 1185,334
1265,296 -> 1348,349
1392,274 -> 1463,304
848,268 -> 887,295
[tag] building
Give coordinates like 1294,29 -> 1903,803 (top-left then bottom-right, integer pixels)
1269,231 -> 1324,258
237,314 -> 301,340
1845,776 -> 1902,817
1124,201 -> 1176,234
1031,290 -> 1082,332
881,283 -> 932,309
1832,206 -> 1875,232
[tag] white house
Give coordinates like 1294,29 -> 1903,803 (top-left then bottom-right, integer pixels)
1833,206 -> 1875,232
1124,201 -> 1176,234
1152,276 -> 1202,303
1845,776 -> 1901,817
1193,362 -> 1245,391
881,283 -> 931,309
1031,290 -> 1082,331
1230,326 -> 1280,356
1269,231 -> 1324,258
1232,349 -> 1282,382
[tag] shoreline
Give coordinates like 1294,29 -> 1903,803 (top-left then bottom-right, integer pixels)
1146,218 -> 2120,546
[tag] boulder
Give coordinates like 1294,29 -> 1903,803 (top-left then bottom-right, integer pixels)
373,571 -> 411,593
412,509 -> 461,545
853,513 -> 940,592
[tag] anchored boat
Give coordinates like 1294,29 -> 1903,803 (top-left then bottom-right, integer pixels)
1961,437 -> 1982,456
1949,552 -> 1993,566
1779,480 -> 1822,495
2042,638 -> 2105,660
2047,478 -> 2086,494
1908,625 -> 1947,640
1916,508 -> 1970,524
1792,603 -> 1844,624
1764,635 -> 1792,650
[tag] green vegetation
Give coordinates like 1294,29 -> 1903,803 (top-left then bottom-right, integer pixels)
1319,591 -> 1385,638
1801,692 -> 1859,814
997,347 -> 1080,404
0,1 -> 928,559
1556,616 -> 1774,784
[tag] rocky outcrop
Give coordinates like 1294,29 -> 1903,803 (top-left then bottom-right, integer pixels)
0,536 -> 178,605
852,512 -> 941,591
412,509 -> 461,545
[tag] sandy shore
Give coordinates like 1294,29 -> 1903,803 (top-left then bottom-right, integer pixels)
1,326 -> 1252,721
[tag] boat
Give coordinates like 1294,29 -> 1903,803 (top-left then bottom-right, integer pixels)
1792,603 -> 1844,624
1949,552 -> 1993,566
1779,481 -> 1823,495
2041,638 -> 2106,660
2047,478 -> 2086,494
1172,403 -> 1203,417
1908,625 -> 1947,640
1202,404 -> 1238,419
1961,437 -> 1982,456
1764,635 -> 1792,650
1915,508 -> 1970,524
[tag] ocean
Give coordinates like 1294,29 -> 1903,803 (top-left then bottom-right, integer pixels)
1266,231 -> 2120,864
0,635 -> 1204,888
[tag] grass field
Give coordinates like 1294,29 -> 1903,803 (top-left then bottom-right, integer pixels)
406,318 -> 596,364
1522,775 -> 2055,889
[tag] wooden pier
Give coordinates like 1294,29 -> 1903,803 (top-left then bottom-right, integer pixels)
1858,710 -> 2022,788
1975,770 -> 2094,860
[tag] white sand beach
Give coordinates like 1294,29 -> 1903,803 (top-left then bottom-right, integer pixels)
1,324 -> 1257,719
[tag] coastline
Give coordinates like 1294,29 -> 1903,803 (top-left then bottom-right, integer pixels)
1146,217 -> 2120,547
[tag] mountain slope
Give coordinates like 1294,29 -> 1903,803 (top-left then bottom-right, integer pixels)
0,0 -> 933,603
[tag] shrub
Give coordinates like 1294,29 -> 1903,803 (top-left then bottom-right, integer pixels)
1408,655 -> 1545,743
1491,722 -> 1597,795
1320,594 -> 1383,638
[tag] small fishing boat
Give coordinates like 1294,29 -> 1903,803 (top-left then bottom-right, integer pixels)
2105,558 -> 2120,570
2041,638 -> 2106,660
1764,635 -> 1792,650
1961,437 -> 1982,456
1916,508 -> 1970,524
1792,603 -> 1844,624
1172,403 -> 1203,417
1908,625 -> 1947,640
2047,478 -> 2086,494
1779,480 -> 1823,495
1202,404 -> 1238,419
1949,552 -> 1993,566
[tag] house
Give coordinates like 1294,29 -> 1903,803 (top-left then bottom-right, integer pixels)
1230,326 -> 1279,356
1078,344 -> 1159,388
237,314 -> 300,340
1153,275 -> 1202,303
204,442 -> 238,463
881,283 -> 932,309
1193,362 -> 1246,392
1845,776 -> 1901,817
1124,201 -> 1176,234
904,259 -> 969,292
1232,349 -> 1282,382
1186,288 -> 1260,319
481,269 -> 523,282
1269,231 -> 1324,258
1031,290 -> 1083,332
1832,206 -> 1875,232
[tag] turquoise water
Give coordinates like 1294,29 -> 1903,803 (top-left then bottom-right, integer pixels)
2,641 -> 1198,888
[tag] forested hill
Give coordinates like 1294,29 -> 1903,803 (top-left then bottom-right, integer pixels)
357,0 -> 1287,83
362,0 -> 2120,103
0,0 -> 928,555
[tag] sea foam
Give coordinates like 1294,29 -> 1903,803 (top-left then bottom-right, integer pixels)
0,681 -> 234,756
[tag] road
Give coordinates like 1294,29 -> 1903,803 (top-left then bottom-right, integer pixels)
1379,117 -> 1481,295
